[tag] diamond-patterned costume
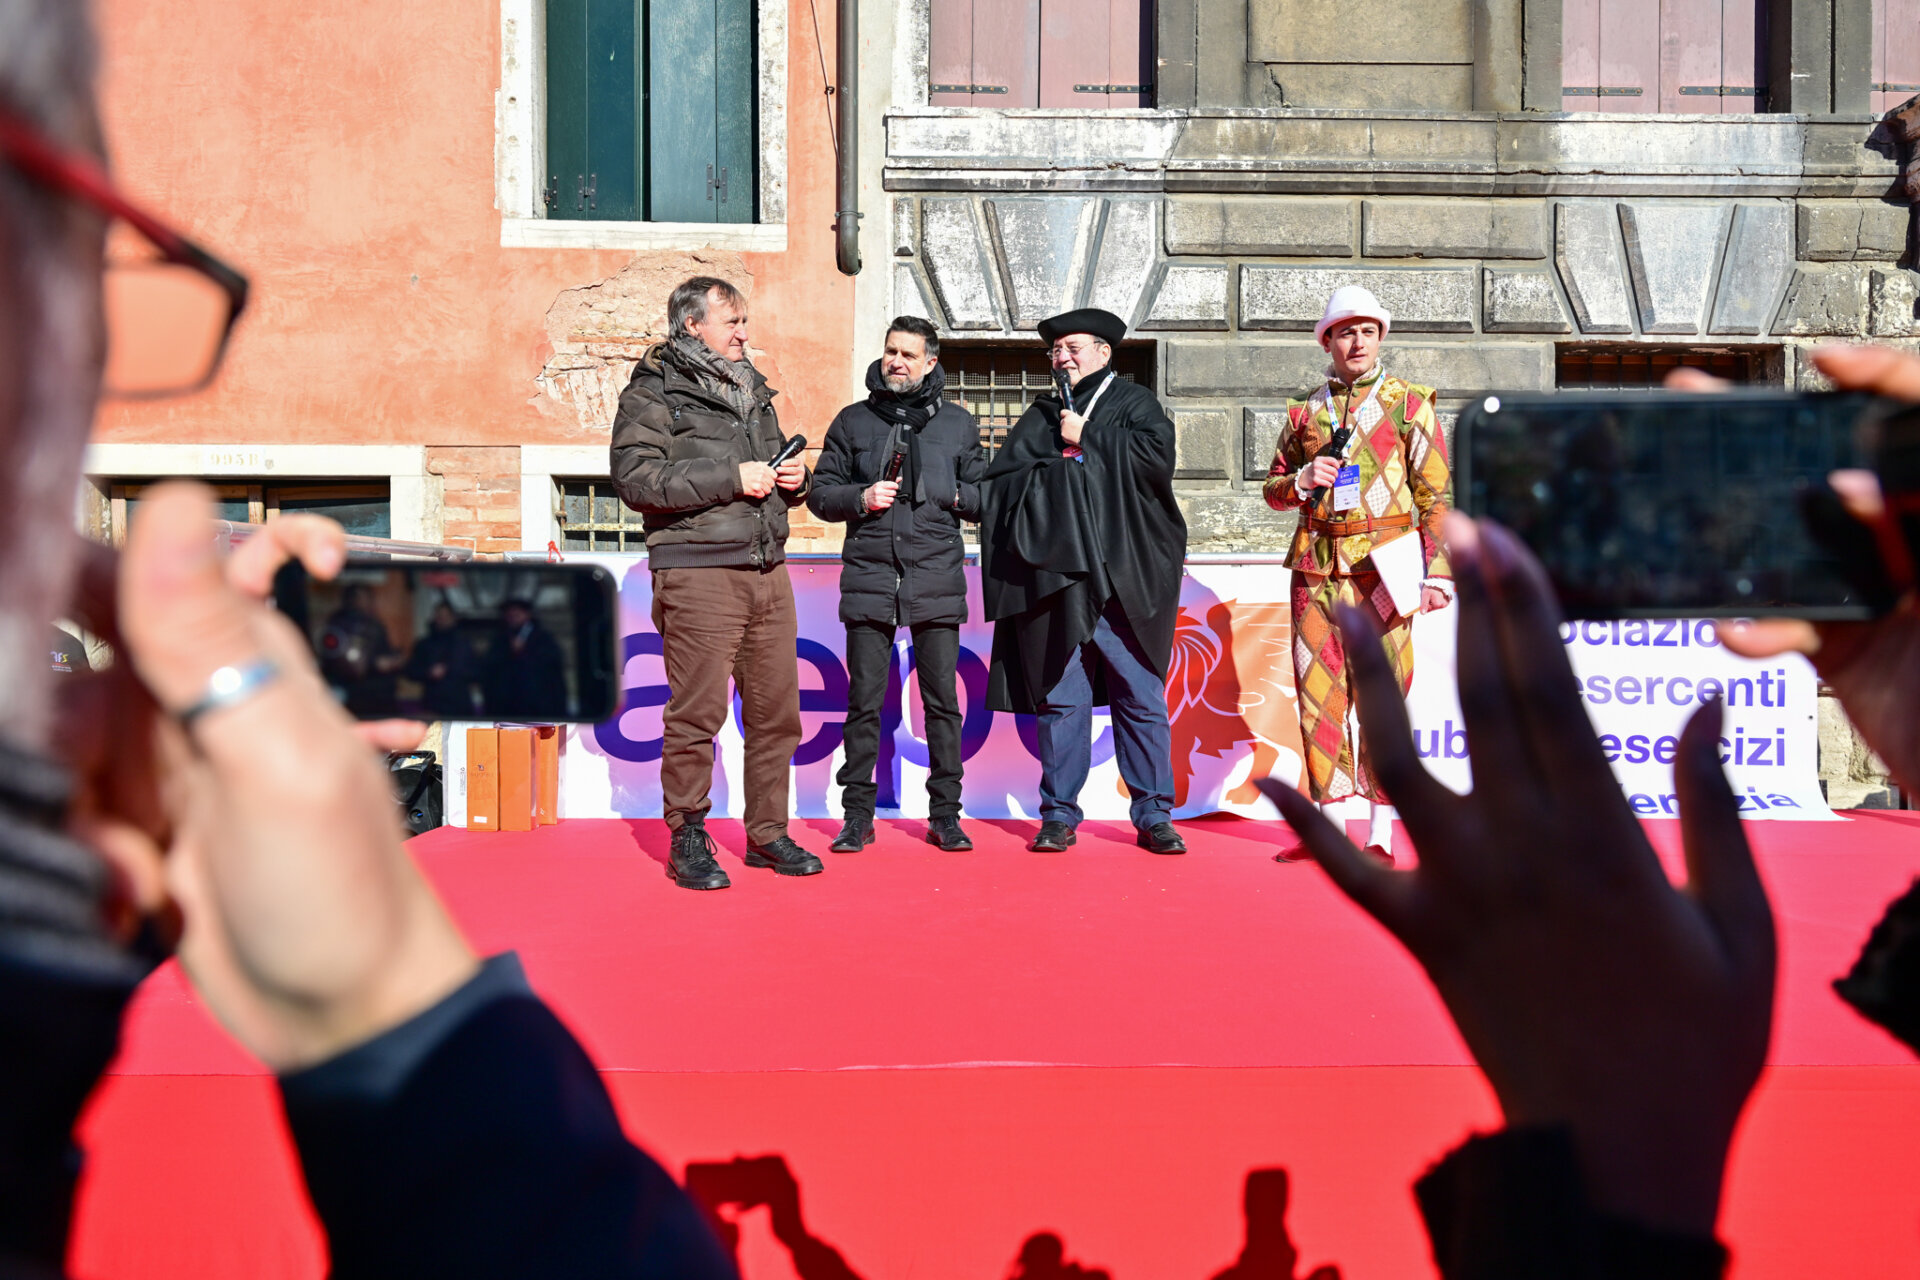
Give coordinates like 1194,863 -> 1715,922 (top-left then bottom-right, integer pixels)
1263,366 -> 1452,802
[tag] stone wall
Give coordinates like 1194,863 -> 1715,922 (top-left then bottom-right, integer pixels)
885,109 -> 1916,551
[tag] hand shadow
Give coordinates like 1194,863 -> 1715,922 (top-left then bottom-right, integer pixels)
684,1154 -> 865,1280
1211,1168 -> 1341,1280
1006,1232 -> 1111,1280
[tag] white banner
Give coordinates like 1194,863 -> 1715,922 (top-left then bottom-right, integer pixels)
442,556 -> 1830,824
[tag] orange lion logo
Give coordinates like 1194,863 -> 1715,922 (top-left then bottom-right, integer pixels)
1160,597 -> 1307,809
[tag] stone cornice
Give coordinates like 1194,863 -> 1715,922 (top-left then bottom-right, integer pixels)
885,109 -> 1905,199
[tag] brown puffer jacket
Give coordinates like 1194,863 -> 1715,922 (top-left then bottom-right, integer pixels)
609,345 -> 811,570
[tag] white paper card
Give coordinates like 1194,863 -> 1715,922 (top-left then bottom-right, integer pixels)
1369,529 -> 1426,618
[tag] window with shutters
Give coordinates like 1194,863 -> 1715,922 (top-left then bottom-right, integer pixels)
496,0 -> 785,249
1562,0 -> 1768,111
544,0 -> 756,223
1871,0 -> 1920,112
928,0 -> 1154,107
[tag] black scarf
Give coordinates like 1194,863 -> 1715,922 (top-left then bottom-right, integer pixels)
864,360 -> 947,501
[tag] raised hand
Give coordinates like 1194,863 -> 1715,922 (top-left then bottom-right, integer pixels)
1259,512 -> 1775,1238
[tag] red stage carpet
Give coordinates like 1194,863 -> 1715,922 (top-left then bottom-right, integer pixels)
68,813 -> 1920,1279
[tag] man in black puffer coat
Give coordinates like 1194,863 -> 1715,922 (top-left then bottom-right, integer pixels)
808,317 -> 985,853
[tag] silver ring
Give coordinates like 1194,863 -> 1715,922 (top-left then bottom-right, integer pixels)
175,658 -> 282,728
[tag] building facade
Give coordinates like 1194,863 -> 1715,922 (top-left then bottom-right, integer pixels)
84,0 -> 861,557
871,0 -> 1919,553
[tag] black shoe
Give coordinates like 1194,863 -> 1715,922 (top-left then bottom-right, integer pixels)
926,816 -> 973,851
1028,820 -> 1076,852
745,835 -> 825,877
667,822 -> 730,891
1136,821 -> 1186,855
830,816 -> 875,852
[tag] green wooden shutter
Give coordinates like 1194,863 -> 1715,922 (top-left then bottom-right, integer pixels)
546,0 -> 644,221
546,0 -> 591,219
549,0 -> 755,224
647,0 -> 718,221
585,0 -> 644,219
648,0 -> 756,223
713,0 -> 754,223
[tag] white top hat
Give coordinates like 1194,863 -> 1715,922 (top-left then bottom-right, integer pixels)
1314,285 -> 1392,347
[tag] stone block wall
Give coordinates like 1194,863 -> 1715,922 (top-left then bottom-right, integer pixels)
889,182 -> 1917,550
1246,0 -> 1478,109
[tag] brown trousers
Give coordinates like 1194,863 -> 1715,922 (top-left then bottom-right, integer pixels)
651,565 -> 802,843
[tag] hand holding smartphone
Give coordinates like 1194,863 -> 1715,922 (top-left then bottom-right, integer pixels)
1457,389 -> 1913,619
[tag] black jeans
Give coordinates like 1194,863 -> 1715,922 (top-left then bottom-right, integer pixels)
838,622 -> 963,819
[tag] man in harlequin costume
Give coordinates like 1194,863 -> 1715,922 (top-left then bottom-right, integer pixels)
1262,285 -> 1453,863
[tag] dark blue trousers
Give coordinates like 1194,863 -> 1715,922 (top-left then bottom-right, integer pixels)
1035,601 -> 1176,830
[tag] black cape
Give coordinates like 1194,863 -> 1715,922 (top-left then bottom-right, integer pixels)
980,369 -> 1187,713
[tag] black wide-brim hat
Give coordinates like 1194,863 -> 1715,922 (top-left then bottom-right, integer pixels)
1037,308 -> 1127,347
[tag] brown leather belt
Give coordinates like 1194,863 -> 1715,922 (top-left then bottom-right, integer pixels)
1306,512 -> 1414,536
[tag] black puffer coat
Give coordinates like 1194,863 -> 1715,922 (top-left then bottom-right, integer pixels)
807,362 -> 985,626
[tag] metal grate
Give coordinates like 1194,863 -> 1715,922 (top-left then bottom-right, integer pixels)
939,341 -> 1156,454
558,478 -> 648,552
1555,345 -> 1775,388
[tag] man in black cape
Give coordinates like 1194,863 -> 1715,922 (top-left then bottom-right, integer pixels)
980,308 -> 1189,854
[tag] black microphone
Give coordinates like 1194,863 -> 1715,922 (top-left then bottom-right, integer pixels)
1053,368 -> 1074,415
882,443 -> 908,484
1306,425 -> 1354,506
768,433 -> 807,468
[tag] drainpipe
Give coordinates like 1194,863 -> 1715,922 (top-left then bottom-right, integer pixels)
833,0 -> 861,275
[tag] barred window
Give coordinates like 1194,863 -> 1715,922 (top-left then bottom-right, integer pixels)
1556,344 -> 1777,389
938,341 -> 1156,453
557,478 -> 647,552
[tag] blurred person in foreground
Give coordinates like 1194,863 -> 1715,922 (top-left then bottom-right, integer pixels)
610,275 -> 822,890
0,5 -> 735,1275
808,316 -> 984,853
1259,343 -> 1920,1277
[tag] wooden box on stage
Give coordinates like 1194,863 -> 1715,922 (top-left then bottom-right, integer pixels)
465,726 -> 499,830
498,727 -> 536,832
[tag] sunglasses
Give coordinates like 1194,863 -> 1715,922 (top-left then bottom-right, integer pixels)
0,106 -> 248,399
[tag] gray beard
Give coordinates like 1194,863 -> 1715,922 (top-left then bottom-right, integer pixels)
883,372 -> 924,394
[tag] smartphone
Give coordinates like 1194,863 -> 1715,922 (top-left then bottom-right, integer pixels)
273,559 -> 620,722
1455,390 -> 1900,619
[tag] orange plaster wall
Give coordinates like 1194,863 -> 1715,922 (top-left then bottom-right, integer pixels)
88,0 -> 857,453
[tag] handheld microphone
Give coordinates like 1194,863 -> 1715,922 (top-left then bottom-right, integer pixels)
1053,368 -> 1074,415
1306,425 -> 1354,506
882,444 -> 908,484
768,433 -> 807,468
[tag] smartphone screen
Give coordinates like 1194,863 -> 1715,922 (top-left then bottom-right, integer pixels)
273,560 -> 620,722
1456,390 -> 1893,619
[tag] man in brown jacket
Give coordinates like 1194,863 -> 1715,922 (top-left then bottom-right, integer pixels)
611,276 -> 824,890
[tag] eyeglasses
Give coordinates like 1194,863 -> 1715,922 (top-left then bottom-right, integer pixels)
0,106 -> 248,399
1049,340 -> 1107,359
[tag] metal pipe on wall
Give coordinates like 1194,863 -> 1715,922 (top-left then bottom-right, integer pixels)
833,0 -> 861,275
